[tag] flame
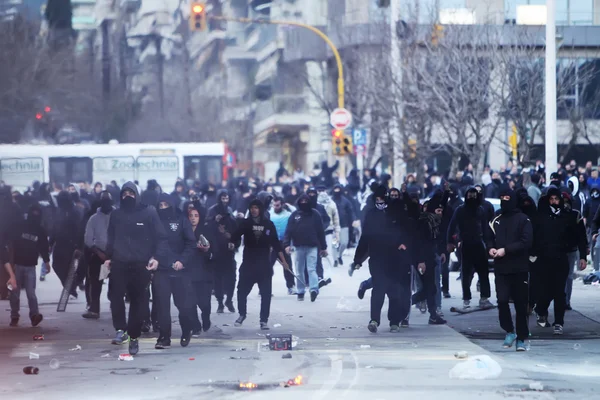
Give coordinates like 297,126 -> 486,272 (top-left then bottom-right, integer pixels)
294,375 -> 303,385
239,382 -> 258,389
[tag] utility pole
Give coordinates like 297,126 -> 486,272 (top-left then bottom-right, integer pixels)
545,0 -> 557,177
101,20 -> 111,110
390,0 -> 404,187
154,34 -> 165,118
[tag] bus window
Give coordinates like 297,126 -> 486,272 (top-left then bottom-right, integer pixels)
136,156 -> 179,191
184,156 -> 222,185
0,158 -> 44,192
50,157 -> 92,186
93,157 -> 136,187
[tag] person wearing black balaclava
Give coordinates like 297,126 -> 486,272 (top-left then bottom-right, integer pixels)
446,187 -> 493,311
105,182 -> 169,355
350,184 -> 413,333
8,204 -> 50,327
142,179 -> 161,208
411,194 -> 448,326
229,199 -> 288,330
153,193 -> 196,350
50,191 -> 84,299
533,188 -> 585,335
283,194 -> 328,302
207,189 -> 239,313
82,191 -> 113,319
516,191 -> 540,314
485,188 -> 533,351
0,186 -> 22,299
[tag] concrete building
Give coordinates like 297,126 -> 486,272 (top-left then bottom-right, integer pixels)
91,0 -> 600,180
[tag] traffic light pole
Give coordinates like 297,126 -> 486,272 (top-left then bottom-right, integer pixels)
211,15 -> 347,179
210,16 -> 345,109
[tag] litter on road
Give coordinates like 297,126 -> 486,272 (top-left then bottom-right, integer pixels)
449,355 -> 502,380
69,345 -> 82,351
529,382 -> 544,391
454,351 -> 468,359
282,353 -> 292,359
49,359 -> 60,370
29,353 -> 39,360
118,354 -> 134,361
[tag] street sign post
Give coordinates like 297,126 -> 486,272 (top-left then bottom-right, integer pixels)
352,128 -> 367,146
330,108 -> 352,130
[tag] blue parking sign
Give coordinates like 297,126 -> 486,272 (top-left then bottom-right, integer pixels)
353,129 -> 367,146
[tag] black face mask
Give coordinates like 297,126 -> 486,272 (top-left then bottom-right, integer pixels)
492,179 -> 502,185
158,207 -> 173,219
333,191 -> 342,198
465,196 -> 478,208
100,198 -> 113,214
298,202 -> 311,212
28,213 -> 42,225
121,196 -> 136,211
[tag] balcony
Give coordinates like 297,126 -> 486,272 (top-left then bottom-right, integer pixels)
253,94 -> 311,135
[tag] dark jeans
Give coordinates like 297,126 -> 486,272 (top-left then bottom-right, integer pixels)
535,255 -> 569,326
237,268 -> 272,323
460,243 -> 490,301
496,272 -> 529,341
411,259 -> 437,318
153,271 -> 195,340
86,253 -> 104,314
191,280 -> 212,331
0,262 -> 9,299
214,257 -> 236,305
370,269 -> 411,326
10,265 -> 38,319
270,246 -> 295,289
108,262 -> 151,339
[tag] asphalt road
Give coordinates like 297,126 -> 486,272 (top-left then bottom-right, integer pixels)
1,251 -> 599,400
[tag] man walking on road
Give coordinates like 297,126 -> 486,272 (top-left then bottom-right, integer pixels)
83,191 -> 113,319
105,182 -> 168,355
283,194 -> 328,302
153,193 -> 197,350
230,199 -> 288,329
486,189 -> 533,351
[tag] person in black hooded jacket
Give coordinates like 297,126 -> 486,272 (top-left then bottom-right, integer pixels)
411,195 -> 448,326
50,190 -> 84,299
141,179 -> 161,207
9,204 -> 50,327
187,206 -> 216,337
229,199 -> 288,330
105,182 -> 169,355
485,188 -> 533,351
516,192 -> 540,313
207,189 -> 238,313
153,193 -> 197,350
351,185 -> 413,333
533,187 -> 586,334
447,186 -> 493,310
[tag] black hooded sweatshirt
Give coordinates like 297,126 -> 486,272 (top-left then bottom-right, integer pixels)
156,193 -> 196,275
50,191 -> 84,254
332,184 -> 356,228
532,187 -> 577,259
230,199 -> 281,271
485,189 -> 533,274
283,194 -> 327,250
12,205 -> 51,267
188,218 -> 217,282
206,189 -> 238,259
446,187 -> 488,247
106,182 -> 169,266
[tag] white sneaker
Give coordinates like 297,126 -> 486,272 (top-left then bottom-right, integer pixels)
287,287 -> 297,295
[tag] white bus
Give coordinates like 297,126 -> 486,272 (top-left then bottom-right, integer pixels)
0,142 -> 225,192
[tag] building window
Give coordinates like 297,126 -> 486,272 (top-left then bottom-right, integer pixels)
505,0 -> 593,25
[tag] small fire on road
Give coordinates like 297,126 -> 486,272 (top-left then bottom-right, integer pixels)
236,375 -> 304,391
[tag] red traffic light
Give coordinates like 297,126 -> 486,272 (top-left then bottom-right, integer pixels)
192,4 -> 204,13
35,113 -> 43,120
44,106 -> 51,113
332,129 -> 343,138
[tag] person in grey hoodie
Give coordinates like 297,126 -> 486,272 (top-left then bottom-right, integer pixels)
83,191 -> 113,319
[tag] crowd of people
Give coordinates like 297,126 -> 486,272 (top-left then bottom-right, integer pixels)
0,157 -> 597,354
